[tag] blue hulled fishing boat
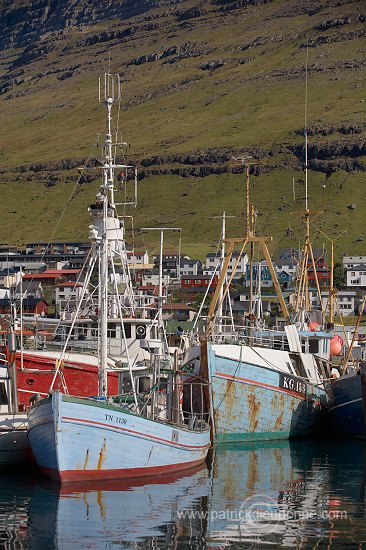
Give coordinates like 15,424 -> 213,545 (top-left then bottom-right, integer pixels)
27,73 -> 210,482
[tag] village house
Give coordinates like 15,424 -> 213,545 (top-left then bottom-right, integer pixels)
140,269 -> 171,287
180,258 -> 203,276
55,282 -> 84,317
343,256 -> 366,269
126,250 -> 151,269
153,254 -> 190,278
24,241 -> 90,256
180,274 -> 218,293
0,298 -> 48,316
307,289 -> 357,317
346,264 -> 366,288
161,303 -> 196,322
0,267 -> 23,289
14,280 -> 43,300
203,252 -> 248,280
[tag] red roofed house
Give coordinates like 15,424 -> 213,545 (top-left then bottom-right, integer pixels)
0,298 -> 48,316
23,269 -> 82,285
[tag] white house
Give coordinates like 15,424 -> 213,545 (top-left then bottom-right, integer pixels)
204,252 -> 248,279
343,256 -> 366,269
346,265 -> 366,288
126,250 -> 150,268
180,259 -> 202,276
55,282 -> 84,316
308,289 -> 357,317
321,290 -> 356,317
140,269 -> 171,288
134,285 -> 160,309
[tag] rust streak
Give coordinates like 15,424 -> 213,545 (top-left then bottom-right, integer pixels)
224,381 -> 237,415
274,411 -> 284,431
97,439 -> 107,470
247,450 -> 259,493
83,448 -> 89,470
247,392 -> 261,432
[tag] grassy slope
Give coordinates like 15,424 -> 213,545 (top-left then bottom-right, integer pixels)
0,0 -> 365,260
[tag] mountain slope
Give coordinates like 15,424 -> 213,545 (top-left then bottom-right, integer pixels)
0,0 -> 365,257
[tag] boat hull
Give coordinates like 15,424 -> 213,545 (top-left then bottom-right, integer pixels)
15,351 -> 118,407
0,413 -> 32,465
325,373 -> 366,438
208,344 -> 327,442
28,391 -> 210,482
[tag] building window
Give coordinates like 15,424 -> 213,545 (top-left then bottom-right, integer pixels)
185,280 -> 191,284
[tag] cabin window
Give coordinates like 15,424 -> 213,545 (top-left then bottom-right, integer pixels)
309,339 -> 319,354
0,382 -> 8,405
286,361 -> 296,376
289,354 -> 302,376
138,376 -> 151,393
122,377 -> 133,393
122,323 -> 131,339
107,323 -> 116,339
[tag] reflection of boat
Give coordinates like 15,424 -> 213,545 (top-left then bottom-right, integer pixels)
27,73 -> 211,482
28,464 -> 209,549
0,468 -> 36,547
2,440 -> 366,547
207,440 -> 331,546
206,439 -> 366,547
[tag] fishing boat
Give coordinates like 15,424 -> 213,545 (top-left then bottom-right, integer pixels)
5,255 -> 164,407
184,164 -> 332,443
0,326 -> 32,464
325,368 -> 366,438
325,293 -> 366,438
27,73 -> 210,482
10,315 -> 160,407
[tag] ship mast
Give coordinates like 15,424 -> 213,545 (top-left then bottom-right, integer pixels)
206,158 -> 290,337
319,229 -> 346,324
292,46 -> 325,327
97,74 -> 138,400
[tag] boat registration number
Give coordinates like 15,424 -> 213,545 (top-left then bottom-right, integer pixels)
279,373 -> 307,396
105,413 -> 127,425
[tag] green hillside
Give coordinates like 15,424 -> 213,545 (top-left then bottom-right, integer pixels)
0,0 -> 365,258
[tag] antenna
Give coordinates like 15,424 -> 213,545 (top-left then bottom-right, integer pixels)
232,155 -> 256,236
304,42 -> 309,212
318,229 -> 347,323
98,73 -> 121,104
140,227 -> 181,355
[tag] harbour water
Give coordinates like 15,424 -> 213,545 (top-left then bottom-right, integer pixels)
2,439 -> 366,549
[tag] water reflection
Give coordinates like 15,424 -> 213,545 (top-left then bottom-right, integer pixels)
29,465 -> 210,550
1,441 -> 366,548
208,440 -> 366,548
0,467 -> 35,549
